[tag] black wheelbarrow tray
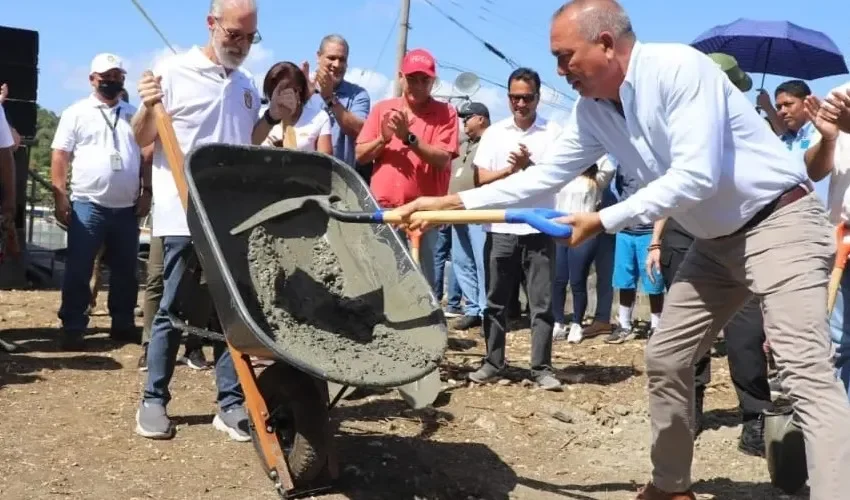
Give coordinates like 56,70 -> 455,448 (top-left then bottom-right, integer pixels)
182,143 -> 449,496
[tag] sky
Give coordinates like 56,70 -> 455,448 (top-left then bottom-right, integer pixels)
3,0 -> 848,124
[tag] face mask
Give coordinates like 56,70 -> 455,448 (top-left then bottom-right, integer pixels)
97,80 -> 124,100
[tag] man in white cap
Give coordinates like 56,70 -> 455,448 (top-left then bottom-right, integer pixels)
50,53 -> 151,350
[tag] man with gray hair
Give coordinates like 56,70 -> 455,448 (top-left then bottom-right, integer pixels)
308,34 -> 370,172
392,0 -> 850,498
132,0 -> 295,442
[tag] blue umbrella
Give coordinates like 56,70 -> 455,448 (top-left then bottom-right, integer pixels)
692,18 -> 848,85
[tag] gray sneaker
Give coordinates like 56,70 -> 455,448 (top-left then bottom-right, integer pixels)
135,401 -> 175,439
468,363 -> 501,384
535,373 -> 562,391
213,406 -> 252,442
605,326 -> 635,344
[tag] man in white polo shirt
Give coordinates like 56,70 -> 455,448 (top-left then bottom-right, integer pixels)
131,0 -> 292,442
394,1 -> 850,498
804,82 -> 850,400
468,67 -> 562,391
50,53 -> 149,351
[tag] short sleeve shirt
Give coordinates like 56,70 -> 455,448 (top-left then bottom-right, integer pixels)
357,97 -> 459,208
263,100 -> 331,152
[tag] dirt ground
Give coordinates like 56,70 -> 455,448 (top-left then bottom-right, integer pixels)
0,290 -> 807,500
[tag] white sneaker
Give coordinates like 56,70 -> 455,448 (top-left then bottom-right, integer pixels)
567,323 -> 584,344
553,322 -> 568,340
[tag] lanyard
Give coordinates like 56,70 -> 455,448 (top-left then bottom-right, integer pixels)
97,106 -> 121,151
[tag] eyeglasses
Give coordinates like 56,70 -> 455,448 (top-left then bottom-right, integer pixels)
508,93 -> 537,103
214,17 -> 262,45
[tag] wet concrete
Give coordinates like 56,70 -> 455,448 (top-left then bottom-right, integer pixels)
247,225 -> 439,384
191,158 -> 446,387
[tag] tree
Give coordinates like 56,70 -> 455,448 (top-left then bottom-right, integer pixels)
28,106 -> 59,179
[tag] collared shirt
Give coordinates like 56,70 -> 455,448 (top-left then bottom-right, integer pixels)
458,41 -> 807,240
472,115 -> 562,234
262,99 -> 331,152
309,79 -> 370,166
448,137 -> 480,194
782,121 -> 829,204
0,105 -> 13,149
151,45 -> 260,237
51,94 -> 141,208
358,97 -> 459,208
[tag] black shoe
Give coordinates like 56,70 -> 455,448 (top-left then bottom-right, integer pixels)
60,334 -> 85,351
181,348 -> 210,370
694,388 -> 705,437
137,344 -> 148,372
110,326 -> 142,344
452,315 -> 482,330
738,416 -> 766,457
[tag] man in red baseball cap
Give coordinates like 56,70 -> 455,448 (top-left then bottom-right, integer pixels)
355,48 -> 459,291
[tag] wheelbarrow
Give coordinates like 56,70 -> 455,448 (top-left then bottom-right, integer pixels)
151,105 -> 448,498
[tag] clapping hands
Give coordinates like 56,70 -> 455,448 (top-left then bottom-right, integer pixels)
268,84 -> 299,125
508,144 -> 531,172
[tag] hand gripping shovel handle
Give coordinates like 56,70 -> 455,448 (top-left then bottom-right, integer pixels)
378,208 -> 574,239
828,223 -> 850,315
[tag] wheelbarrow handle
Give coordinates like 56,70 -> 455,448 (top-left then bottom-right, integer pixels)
828,223 -> 850,315
377,208 -> 574,239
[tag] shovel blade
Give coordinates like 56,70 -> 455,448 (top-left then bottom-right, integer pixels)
229,194 -> 335,235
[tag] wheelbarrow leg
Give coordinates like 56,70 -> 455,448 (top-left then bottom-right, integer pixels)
227,342 -> 296,493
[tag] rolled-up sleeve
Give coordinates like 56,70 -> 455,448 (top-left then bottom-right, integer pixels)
459,100 -> 605,209
598,57 -> 726,232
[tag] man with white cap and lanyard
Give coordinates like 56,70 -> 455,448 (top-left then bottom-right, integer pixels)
50,53 -> 150,351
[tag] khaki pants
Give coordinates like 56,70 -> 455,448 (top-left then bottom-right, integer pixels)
142,236 -> 164,345
647,194 -> 850,498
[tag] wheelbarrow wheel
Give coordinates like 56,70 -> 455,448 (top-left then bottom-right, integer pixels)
764,403 -> 808,495
252,362 -> 329,485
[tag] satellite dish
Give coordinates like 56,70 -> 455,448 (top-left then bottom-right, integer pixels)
454,72 -> 481,95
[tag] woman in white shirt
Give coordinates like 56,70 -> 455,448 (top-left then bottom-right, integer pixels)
260,61 -> 333,154
552,156 -> 616,343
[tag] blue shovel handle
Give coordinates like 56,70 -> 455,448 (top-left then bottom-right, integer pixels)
504,208 -> 573,238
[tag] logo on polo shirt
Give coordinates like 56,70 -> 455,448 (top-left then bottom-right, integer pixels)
243,89 -> 254,110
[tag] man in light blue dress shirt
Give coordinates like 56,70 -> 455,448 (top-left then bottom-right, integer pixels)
392,1 -> 850,498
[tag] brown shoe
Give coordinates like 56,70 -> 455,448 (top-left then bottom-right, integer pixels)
635,482 -> 696,500
582,319 -> 613,338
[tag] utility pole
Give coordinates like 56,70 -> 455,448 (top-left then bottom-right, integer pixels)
393,0 -> 411,97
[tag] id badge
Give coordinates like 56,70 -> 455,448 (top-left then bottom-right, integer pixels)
110,152 -> 123,171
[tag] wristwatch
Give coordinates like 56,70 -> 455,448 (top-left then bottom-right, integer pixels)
324,95 -> 337,109
403,133 -> 417,146
262,108 -> 279,125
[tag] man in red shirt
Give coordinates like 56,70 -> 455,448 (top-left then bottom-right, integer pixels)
356,48 -> 459,290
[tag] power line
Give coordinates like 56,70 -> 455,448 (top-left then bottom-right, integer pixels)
359,6 -> 400,89
423,0 -> 575,105
421,0 -> 520,68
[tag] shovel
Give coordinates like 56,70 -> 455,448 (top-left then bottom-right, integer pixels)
828,223 -> 850,315
229,194 -> 574,239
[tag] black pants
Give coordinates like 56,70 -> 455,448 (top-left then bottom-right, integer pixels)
483,232 -> 554,375
661,246 -> 773,419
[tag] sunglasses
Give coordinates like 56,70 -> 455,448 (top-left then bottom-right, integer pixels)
508,93 -> 537,103
214,17 -> 262,45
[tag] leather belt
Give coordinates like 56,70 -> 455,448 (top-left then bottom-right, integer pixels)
732,180 -> 813,236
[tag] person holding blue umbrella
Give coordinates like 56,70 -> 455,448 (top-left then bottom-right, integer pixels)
394,1 -> 850,498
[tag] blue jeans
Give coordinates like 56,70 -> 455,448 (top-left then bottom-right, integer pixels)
452,224 -> 487,317
59,201 -> 139,335
143,236 -> 243,411
552,243 -> 570,324
829,267 -> 850,400
552,232 -> 615,324
433,225 -> 462,311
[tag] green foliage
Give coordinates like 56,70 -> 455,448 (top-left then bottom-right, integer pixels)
29,105 -> 59,179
